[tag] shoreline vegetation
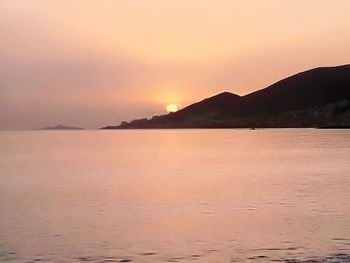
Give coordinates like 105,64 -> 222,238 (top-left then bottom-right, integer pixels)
102,64 -> 350,130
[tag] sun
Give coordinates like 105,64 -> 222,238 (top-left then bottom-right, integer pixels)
166,104 -> 178,113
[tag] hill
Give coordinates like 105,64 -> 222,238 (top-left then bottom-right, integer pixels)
103,64 -> 350,129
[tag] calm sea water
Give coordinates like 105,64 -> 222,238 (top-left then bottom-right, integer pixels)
1,129 -> 350,263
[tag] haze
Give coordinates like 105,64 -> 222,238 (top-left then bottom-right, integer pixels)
1,0 -> 350,129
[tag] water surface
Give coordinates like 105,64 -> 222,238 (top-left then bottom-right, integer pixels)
1,129 -> 350,262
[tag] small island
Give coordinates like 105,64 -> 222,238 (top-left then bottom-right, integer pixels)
38,125 -> 83,130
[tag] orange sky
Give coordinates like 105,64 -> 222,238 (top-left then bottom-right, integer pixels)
1,0 -> 350,129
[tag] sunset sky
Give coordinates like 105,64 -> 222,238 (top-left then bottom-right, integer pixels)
1,0 -> 350,129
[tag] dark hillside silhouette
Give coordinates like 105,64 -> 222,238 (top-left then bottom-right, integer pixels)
103,64 -> 350,129
241,64 -> 350,116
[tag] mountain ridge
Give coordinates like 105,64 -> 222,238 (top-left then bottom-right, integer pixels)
103,64 -> 350,129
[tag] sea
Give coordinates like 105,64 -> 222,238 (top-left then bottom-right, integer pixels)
1,129 -> 350,263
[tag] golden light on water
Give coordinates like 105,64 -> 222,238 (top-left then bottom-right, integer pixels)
166,104 -> 178,113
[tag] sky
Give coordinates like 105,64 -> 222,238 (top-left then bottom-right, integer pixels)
1,0 -> 350,129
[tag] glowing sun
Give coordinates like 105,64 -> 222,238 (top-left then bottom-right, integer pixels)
166,104 -> 178,113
